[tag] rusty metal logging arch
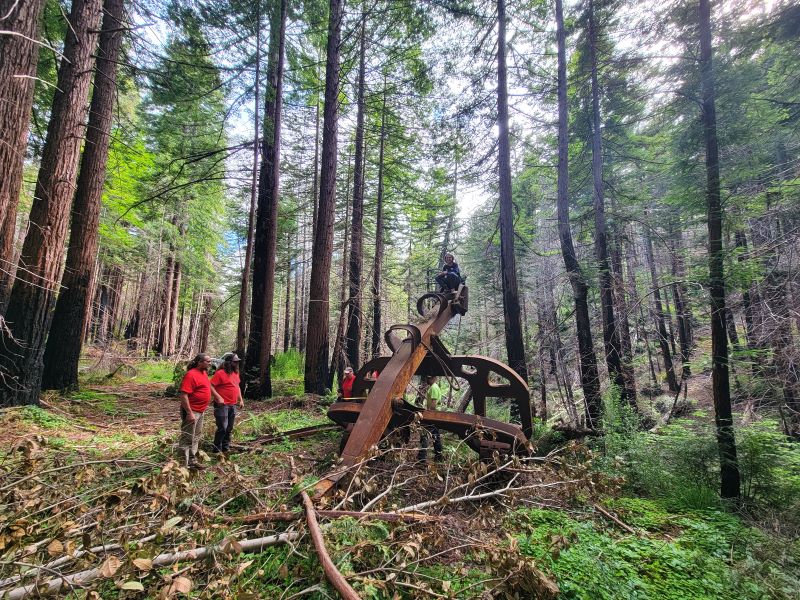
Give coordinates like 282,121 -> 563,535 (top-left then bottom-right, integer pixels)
314,285 -> 533,499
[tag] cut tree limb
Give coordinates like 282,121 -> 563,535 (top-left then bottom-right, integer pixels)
300,490 -> 361,600
0,533 -> 298,599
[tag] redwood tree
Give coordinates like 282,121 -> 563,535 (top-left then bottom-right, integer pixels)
41,0 -> 126,391
698,0 -> 740,499
304,0 -> 343,394
496,0 -> 530,404
345,10 -> 367,371
587,0 -> 636,407
0,0 -> 103,405
0,0 -> 46,311
555,0 -> 602,426
244,0 -> 287,398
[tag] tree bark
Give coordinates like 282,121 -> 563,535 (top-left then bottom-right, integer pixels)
41,0 -> 125,390
236,1 -> 262,359
643,226 -> 679,392
253,0 -> 287,398
0,0 -> 46,312
0,0 -> 103,406
699,0 -> 740,499
371,90 -> 387,359
283,230 -> 292,353
345,10 -> 367,371
329,152 -> 353,389
588,0 -> 635,408
555,0 -> 602,427
304,0 -> 343,394
496,0 -> 530,403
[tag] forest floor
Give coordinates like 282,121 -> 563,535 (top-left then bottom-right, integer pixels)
0,357 -> 798,599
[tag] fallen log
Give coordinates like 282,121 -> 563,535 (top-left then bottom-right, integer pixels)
0,532 -> 298,600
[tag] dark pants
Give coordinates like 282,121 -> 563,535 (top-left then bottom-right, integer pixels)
213,404 -> 236,451
418,425 -> 442,460
435,272 -> 460,292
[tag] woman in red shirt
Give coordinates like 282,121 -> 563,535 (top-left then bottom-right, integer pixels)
210,352 -> 244,453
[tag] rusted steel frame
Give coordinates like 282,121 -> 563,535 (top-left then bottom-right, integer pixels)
315,298 -> 458,498
353,354 -> 533,439
301,490 -> 361,600
326,401 -> 528,452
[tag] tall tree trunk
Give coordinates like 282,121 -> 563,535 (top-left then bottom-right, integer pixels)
371,90 -> 387,359
0,0 -> 103,406
0,0 -> 46,311
156,252 -> 175,355
41,0 -> 125,390
299,217 -> 308,352
291,229 -> 299,349
199,294 -> 212,352
496,0 -> 530,404
588,0 -> 635,408
283,230 -> 292,353
311,65 -> 322,243
345,11 -> 367,371
555,0 -> 601,427
236,1 -> 262,359
254,0 -> 287,398
670,221 -> 693,378
699,0 -> 740,499
304,0 -> 343,394
167,260 -> 181,354
643,226 -> 679,392
329,152 -> 353,389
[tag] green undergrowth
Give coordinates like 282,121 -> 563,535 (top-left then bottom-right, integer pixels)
132,360 -> 175,384
16,405 -> 70,429
511,500 -> 800,600
233,408 -> 329,442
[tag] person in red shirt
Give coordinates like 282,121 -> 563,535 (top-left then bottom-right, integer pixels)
340,366 -> 356,400
179,353 -> 221,468
210,352 -> 244,453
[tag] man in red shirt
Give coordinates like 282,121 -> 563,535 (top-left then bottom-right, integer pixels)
210,352 -> 244,453
340,366 -> 356,400
179,353 -> 221,468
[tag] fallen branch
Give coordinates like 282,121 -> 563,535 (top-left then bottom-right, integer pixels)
592,503 -> 638,535
300,490 -> 361,600
0,459 -> 158,493
0,535 -> 157,589
0,532 -> 299,600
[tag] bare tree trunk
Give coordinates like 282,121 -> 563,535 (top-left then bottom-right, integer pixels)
496,0 -> 530,409
255,0 -> 287,398
291,228 -> 299,349
644,227 -> 679,392
555,0 -> 601,427
283,231 -> 292,353
304,0 -> 343,394
41,0 -> 125,389
199,294 -> 213,352
0,0 -> 103,405
699,0 -> 740,499
235,1 -> 262,359
329,152 -> 353,389
670,221 -> 693,378
0,0 -> 46,311
156,252 -> 175,355
345,10 -> 367,371
371,90 -> 387,359
166,260 -> 181,354
588,0 -> 635,408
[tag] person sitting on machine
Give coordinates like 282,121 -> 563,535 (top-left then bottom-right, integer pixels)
340,367 -> 356,400
435,253 -> 462,293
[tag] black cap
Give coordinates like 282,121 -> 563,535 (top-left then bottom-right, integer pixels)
224,352 -> 241,362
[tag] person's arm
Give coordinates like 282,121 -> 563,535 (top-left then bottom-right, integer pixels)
180,392 -> 195,422
210,384 -> 225,405
237,386 -> 244,408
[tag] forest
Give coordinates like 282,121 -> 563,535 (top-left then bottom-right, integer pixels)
0,0 -> 799,597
